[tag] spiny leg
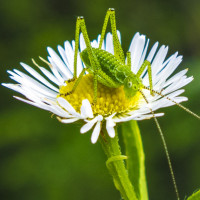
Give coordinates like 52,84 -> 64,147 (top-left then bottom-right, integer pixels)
73,16 -> 80,79
65,68 -> 86,95
98,8 -> 125,64
72,16 -> 101,102
126,51 -> 131,69
137,60 -> 154,95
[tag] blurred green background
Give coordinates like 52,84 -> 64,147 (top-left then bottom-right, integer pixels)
0,0 -> 200,199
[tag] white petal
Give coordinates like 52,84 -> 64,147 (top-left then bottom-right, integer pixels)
80,115 -> 103,134
20,62 -> 59,92
105,113 -> 116,138
135,113 -> 164,120
50,105 -> 73,118
48,56 -> 69,80
80,118 -> 98,133
60,118 -> 79,123
91,121 -> 101,144
7,70 -> 58,99
138,39 -> 149,69
106,32 -> 114,54
47,47 -> 73,79
117,30 -> 121,43
146,41 -> 159,62
163,69 -> 188,88
152,46 -> 168,82
57,97 -> 81,118
47,56 -> 65,83
79,33 -> 86,51
14,96 -> 50,111
106,118 -> 116,138
91,40 -> 98,48
129,33 -> 146,73
156,55 -> 183,84
63,41 -> 74,70
39,66 -> 62,85
81,99 -> 94,118
57,45 -> 72,73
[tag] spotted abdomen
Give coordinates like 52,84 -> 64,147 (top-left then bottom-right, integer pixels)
80,48 -> 131,84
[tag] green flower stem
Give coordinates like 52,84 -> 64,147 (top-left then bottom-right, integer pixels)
99,129 -> 138,200
121,121 -> 148,200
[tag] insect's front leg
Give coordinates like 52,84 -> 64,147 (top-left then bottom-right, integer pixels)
64,16 -> 86,96
137,60 -> 154,96
65,68 -> 86,96
74,16 -> 101,104
93,72 -> 98,104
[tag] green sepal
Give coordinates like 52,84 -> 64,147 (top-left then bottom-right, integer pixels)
120,120 -> 148,200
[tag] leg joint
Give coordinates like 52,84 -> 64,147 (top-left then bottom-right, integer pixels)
145,60 -> 151,65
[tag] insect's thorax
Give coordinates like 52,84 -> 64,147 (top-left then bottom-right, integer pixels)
80,48 -> 132,84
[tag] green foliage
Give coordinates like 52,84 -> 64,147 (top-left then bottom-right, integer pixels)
187,189 -> 200,200
120,121 -> 148,200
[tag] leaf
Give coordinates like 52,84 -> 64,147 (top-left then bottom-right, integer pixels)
120,120 -> 148,200
187,189 -> 200,200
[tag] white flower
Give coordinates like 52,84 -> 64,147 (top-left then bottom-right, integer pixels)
2,32 -> 193,143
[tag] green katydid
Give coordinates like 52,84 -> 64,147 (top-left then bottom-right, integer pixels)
64,8 -> 200,200
67,8 -> 154,100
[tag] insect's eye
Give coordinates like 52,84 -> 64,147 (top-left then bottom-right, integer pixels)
128,82 -> 132,88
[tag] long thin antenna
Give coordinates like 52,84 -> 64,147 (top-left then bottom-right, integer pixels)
143,86 -> 200,120
140,90 -> 180,200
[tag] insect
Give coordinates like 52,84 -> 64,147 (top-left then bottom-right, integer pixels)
66,8 -> 199,200
67,8 -> 154,100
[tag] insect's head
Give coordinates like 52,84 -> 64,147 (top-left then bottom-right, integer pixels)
124,75 -> 142,98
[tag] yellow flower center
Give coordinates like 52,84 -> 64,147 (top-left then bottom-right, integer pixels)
58,74 -> 142,117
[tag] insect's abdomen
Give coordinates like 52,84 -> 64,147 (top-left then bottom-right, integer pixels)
81,48 -> 130,84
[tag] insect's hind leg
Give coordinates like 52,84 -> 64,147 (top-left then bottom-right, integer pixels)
98,8 -> 125,63
137,60 -> 154,96
71,16 -> 101,103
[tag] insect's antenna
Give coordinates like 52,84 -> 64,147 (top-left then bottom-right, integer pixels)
139,90 -> 180,200
142,86 -> 200,120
